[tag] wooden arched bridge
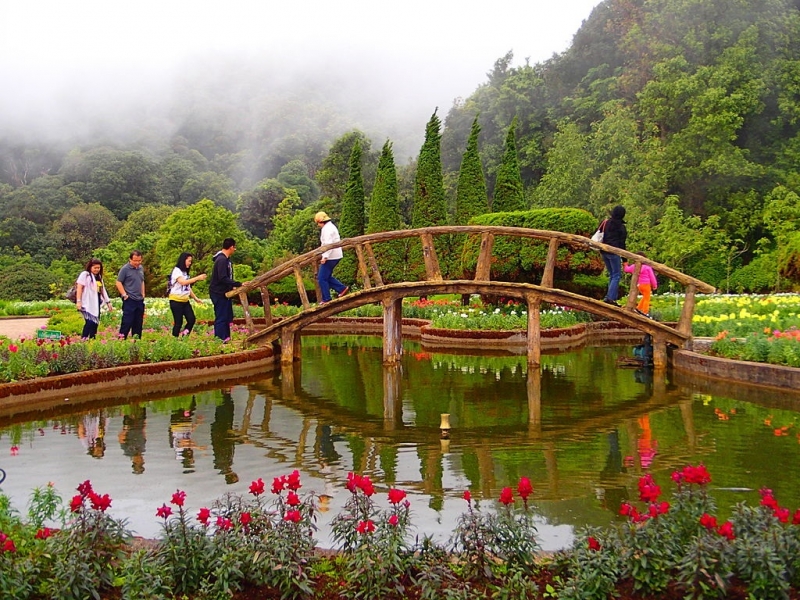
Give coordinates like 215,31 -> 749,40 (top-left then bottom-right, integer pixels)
226,226 -> 715,369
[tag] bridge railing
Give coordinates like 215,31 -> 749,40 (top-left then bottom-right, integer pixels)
227,226 -> 715,337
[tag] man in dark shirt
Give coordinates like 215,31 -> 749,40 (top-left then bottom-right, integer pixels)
208,238 -> 242,340
115,250 -> 146,338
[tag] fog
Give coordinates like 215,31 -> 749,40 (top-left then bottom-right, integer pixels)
1,0 -> 601,159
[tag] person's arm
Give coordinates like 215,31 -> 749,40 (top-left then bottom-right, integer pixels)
75,276 -> 86,310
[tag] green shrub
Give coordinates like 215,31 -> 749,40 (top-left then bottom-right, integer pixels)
728,253 -> 779,293
0,264 -> 62,301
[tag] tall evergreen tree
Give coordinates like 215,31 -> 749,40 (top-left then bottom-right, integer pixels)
412,110 -> 447,228
455,116 -> 488,224
368,140 -> 400,233
337,141 -> 365,283
368,140 -> 405,282
492,118 -> 526,212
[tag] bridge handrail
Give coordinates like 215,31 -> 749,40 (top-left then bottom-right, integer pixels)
228,226 -> 715,297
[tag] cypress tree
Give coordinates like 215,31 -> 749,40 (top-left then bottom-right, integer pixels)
455,116 -> 488,224
492,118 -> 526,212
337,141 -> 365,283
368,140 -> 400,233
368,140 -> 405,282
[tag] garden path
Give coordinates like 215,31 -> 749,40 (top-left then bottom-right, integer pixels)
0,317 -> 50,339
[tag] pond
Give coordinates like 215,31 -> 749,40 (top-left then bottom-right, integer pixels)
2,335 -> 800,551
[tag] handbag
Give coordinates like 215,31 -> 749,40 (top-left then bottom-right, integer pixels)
65,284 -> 78,303
591,219 -> 607,243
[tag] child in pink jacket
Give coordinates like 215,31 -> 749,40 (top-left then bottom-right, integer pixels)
624,252 -> 657,315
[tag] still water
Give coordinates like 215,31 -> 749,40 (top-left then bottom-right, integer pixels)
2,335 -> 800,551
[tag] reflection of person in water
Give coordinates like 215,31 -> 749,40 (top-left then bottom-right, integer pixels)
637,415 -> 658,470
170,403 -> 205,473
118,405 -> 147,474
211,390 -> 238,484
597,429 -> 629,513
78,411 -> 106,458
316,424 -> 341,466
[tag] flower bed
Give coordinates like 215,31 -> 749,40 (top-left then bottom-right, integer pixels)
1,466 -> 799,599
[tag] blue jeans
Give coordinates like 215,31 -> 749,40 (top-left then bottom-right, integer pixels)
210,293 -> 234,340
602,252 -> 622,301
317,258 -> 347,302
119,298 -> 145,338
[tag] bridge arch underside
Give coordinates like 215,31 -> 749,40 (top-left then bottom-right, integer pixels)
246,280 -> 689,369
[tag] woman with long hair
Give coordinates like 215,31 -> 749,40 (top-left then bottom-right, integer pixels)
75,258 -> 113,338
168,252 -> 206,336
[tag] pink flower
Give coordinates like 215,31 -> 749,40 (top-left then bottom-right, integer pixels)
388,488 -> 407,504
588,536 -> 601,551
249,478 -> 265,496
517,477 -> 533,501
499,487 -> 514,505
388,514 -> 399,526
156,504 -> 172,519
171,490 -> 186,507
197,507 -> 211,525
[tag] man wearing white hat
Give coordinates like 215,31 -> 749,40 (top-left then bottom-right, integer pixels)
314,212 -> 349,303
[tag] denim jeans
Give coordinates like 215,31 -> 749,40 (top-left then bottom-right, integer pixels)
210,293 -> 234,340
602,252 -> 622,301
317,258 -> 347,302
119,298 -> 145,338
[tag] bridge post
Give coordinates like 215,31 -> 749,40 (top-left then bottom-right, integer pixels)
527,366 -> 541,431
540,238 -> 559,288
653,338 -> 667,370
383,296 -> 403,364
383,366 -> 403,428
526,294 -> 541,366
280,329 -> 302,365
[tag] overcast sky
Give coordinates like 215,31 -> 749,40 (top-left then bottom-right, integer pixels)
1,0 -> 602,145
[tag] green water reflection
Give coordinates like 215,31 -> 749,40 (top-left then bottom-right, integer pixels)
1,335 -> 800,549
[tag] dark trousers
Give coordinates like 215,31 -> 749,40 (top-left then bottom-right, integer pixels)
210,293 -> 234,340
119,298 -> 145,339
317,258 -> 347,302
170,300 -> 196,336
81,319 -> 99,339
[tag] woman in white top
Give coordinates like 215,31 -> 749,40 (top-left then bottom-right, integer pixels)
314,211 -> 349,303
169,252 -> 207,336
75,258 -> 113,338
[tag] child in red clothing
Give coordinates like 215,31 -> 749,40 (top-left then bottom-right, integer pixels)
624,252 -> 658,315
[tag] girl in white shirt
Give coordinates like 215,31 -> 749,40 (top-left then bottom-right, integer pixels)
169,252 -> 207,336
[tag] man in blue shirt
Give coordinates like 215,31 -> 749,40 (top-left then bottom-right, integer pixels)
115,250 -> 146,339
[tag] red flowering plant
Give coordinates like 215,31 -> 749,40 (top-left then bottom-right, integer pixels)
450,478 -> 539,583
330,472 -> 414,599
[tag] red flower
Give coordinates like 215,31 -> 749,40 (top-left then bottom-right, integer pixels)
286,470 -> 302,491
638,474 -> 661,503
717,521 -> 735,540
619,502 -> 633,516
216,516 -> 232,530
284,510 -> 302,523
286,491 -> 301,507
793,509 -> 800,525
700,513 -> 718,530
171,490 -> 186,507
1,538 -> 16,553
8,344 -> 17,353
356,520 -> 375,534
388,514 -> 399,526
89,492 -> 112,512
775,507 -> 790,523
463,490 -> 472,502
388,488 -> 407,504
588,536 -> 601,551
272,476 -> 285,495
359,477 -> 375,497
249,478 -> 265,496
35,527 -> 53,540
499,487 -> 514,505
156,504 -> 172,519
197,507 -> 211,525
517,477 -> 533,500
77,480 -> 93,497
657,501 -> 670,515
761,491 -> 779,510
240,512 -> 252,526
70,494 -> 83,513
346,473 -> 362,493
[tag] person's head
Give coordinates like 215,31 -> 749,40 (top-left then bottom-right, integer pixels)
85,258 -> 103,277
129,250 -> 143,268
635,251 -> 647,259
221,238 -> 236,256
175,252 -> 193,272
611,205 -> 626,220
314,211 -> 331,227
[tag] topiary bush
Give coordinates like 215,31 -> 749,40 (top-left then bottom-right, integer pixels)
728,253 -> 780,293
0,263 -> 62,301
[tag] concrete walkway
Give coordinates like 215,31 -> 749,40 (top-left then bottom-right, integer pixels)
0,317 -> 51,340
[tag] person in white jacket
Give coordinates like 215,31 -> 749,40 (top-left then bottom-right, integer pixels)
75,258 -> 113,338
314,212 -> 349,303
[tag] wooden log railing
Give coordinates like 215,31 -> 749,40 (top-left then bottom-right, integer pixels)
226,226 -> 716,368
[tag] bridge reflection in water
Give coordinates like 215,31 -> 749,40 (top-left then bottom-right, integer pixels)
2,336 -> 800,550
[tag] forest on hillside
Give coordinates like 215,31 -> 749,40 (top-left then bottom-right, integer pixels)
2,0 -> 800,301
